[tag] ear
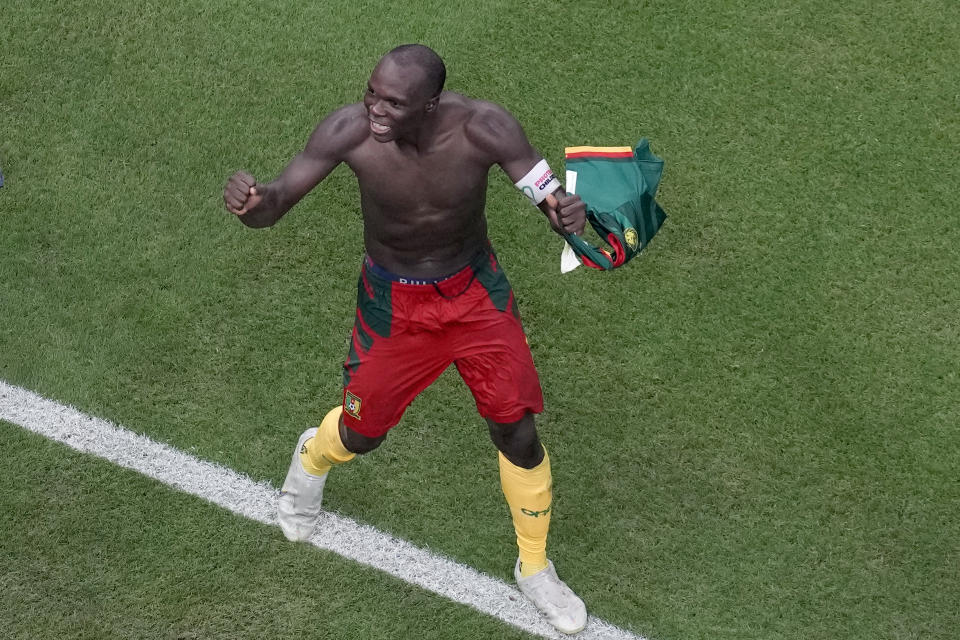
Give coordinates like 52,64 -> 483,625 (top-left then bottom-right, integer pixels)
425,95 -> 440,113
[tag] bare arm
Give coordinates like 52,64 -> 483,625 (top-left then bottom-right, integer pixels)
466,102 -> 585,236
223,104 -> 367,228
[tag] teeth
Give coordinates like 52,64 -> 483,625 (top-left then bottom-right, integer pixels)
370,121 -> 390,134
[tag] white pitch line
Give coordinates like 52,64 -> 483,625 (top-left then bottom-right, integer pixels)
0,379 -> 644,640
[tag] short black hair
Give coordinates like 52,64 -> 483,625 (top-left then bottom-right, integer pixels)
385,44 -> 446,97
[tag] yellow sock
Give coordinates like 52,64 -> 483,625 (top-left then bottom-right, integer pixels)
300,406 -> 355,476
499,447 -> 552,577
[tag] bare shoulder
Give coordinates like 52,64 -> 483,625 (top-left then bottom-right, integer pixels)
304,102 -> 369,159
459,95 -> 529,158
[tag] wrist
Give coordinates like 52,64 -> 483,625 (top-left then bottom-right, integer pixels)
514,159 -> 560,205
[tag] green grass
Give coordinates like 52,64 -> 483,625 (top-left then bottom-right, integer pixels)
0,425 -> 531,640
3,0 -> 959,638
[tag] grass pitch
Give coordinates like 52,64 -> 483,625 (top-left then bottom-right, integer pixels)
2,1 -> 959,638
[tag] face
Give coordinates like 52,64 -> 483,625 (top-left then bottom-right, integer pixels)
363,57 -> 437,143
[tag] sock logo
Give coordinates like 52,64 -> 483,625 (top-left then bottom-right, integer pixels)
521,506 -> 551,518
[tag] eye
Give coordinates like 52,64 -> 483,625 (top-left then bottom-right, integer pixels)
389,100 -> 400,108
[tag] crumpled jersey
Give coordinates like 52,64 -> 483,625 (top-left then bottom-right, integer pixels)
561,139 -> 667,271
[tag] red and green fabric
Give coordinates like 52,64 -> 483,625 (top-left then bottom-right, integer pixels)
563,139 -> 667,270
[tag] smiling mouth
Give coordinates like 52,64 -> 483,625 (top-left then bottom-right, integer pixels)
369,120 -> 391,135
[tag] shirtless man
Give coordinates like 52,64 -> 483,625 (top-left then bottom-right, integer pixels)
223,44 -> 587,634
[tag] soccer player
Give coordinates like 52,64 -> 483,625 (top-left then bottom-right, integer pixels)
223,44 -> 587,634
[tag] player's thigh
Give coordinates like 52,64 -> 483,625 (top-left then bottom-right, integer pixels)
343,326 -> 452,437
453,311 -> 543,424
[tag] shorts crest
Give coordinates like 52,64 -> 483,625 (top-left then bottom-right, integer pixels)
344,392 -> 362,420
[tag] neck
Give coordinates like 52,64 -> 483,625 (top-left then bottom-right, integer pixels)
397,107 -> 440,152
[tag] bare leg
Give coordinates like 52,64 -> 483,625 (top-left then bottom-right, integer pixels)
486,413 -> 543,468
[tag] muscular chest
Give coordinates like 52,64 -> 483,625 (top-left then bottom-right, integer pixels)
348,141 -> 490,212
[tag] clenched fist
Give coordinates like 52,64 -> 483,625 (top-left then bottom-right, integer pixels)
543,193 -> 586,236
223,171 -> 264,215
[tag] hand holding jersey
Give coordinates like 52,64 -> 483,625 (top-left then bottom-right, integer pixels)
511,157 -> 586,236
543,193 -> 586,236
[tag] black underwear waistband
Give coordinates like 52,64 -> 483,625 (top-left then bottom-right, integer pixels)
363,249 -> 489,285
363,255 -> 461,285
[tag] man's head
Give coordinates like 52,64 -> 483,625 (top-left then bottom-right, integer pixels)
364,44 -> 446,143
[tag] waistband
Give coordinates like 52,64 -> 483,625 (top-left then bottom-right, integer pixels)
362,248 -> 491,289
363,255 -> 460,285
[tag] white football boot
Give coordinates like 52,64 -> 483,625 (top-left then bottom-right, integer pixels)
277,428 -> 328,542
515,559 -> 588,635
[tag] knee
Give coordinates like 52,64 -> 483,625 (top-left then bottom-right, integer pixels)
339,421 -> 386,455
487,413 -> 543,469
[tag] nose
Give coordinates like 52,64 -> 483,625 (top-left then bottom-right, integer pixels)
369,99 -> 386,117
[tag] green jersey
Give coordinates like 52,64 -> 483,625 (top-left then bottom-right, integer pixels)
563,139 -> 667,270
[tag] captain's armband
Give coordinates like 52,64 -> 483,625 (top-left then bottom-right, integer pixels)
514,159 -> 560,205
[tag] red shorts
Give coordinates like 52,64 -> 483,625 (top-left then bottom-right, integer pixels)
341,247 -> 544,437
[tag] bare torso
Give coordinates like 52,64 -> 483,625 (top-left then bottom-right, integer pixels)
224,90 -> 569,277
336,92 -> 505,277
340,93 -> 493,276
